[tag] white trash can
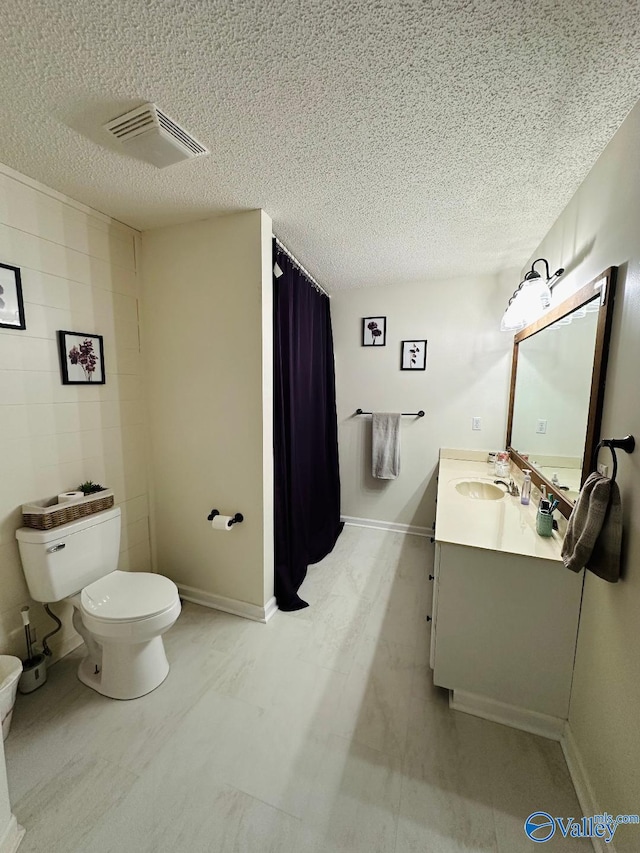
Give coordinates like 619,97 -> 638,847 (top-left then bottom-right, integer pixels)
0,656 -> 23,740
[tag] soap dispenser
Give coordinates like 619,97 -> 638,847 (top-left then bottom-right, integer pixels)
521,469 -> 532,505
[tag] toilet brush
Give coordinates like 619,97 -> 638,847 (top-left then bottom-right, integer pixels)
18,606 -> 47,694
21,606 -> 34,664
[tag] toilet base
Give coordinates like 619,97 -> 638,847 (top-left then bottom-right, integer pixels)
77,637 -> 170,700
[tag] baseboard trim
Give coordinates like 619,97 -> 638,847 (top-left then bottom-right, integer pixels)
450,690 -> 566,741
342,516 -> 433,538
0,816 -> 25,853
50,634 -> 83,664
263,596 -> 279,623
562,725 -> 613,853
177,585 -> 278,624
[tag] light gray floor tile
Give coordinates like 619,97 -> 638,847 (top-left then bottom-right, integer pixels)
298,734 -> 403,852
14,755 -> 138,853
398,696 -> 499,852
213,700 -> 330,818
331,637 -> 415,757
6,639 -> 228,800
396,774 -> 499,853
84,771 -> 301,853
364,571 -> 425,649
486,724 -> 592,851
297,590 -> 375,674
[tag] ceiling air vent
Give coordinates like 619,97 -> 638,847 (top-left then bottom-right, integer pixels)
104,103 -> 208,168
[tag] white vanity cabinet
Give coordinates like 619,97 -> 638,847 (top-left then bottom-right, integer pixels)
430,451 -> 584,738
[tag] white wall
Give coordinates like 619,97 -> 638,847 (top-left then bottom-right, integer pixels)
332,273 -> 513,528
523,100 -> 640,851
0,165 -> 150,662
141,210 -> 274,613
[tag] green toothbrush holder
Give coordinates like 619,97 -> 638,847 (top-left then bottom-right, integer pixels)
536,508 -> 554,537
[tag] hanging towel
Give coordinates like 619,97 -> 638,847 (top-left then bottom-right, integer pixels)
561,472 -> 623,583
372,413 -> 401,479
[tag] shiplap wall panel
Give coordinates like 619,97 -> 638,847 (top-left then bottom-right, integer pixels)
0,168 -> 150,661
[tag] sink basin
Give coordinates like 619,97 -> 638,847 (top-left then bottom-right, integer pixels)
455,480 -> 505,501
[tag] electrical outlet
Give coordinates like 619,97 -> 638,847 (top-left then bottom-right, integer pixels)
536,419 -> 548,434
598,463 -> 609,477
472,417 -> 481,431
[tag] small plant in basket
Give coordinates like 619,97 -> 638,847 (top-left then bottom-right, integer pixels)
78,481 -> 106,496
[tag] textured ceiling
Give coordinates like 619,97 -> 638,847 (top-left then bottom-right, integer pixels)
2,1 -> 640,290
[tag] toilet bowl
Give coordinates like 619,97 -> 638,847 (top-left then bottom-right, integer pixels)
71,570 -> 181,699
16,507 -> 181,700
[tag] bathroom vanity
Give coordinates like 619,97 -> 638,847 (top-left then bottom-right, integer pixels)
429,449 -> 583,739
430,268 -> 620,739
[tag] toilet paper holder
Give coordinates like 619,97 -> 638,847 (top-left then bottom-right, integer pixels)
207,509 -> 244,525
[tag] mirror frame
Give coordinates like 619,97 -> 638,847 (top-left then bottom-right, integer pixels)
506,266 -> 617,519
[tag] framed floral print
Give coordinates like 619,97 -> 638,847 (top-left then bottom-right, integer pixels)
362,316 -> 386,346
401,340 -> 427,370
58,330 -> 106,385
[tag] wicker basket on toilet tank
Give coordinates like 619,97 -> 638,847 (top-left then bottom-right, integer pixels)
22,489 -> 114,531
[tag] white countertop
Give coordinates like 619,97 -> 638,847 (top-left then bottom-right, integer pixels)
435,450 -> 564,561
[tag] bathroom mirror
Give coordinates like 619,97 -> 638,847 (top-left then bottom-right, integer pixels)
506,267 -> 617,519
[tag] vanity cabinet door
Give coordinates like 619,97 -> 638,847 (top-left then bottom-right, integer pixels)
428,543 -> 441,670
432,543 -> 581,720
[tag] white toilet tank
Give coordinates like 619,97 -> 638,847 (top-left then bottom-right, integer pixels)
16,507 -> 121,602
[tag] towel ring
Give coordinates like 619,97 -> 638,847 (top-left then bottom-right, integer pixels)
592,435 -> 635,482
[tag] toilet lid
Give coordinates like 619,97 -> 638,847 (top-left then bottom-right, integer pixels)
81,571 -> 178,622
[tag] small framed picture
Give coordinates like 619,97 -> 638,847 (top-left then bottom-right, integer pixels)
57,330 -> 106,385
401,340 -> 427,370
0,262 -> 26,330
362,316 -> 386,346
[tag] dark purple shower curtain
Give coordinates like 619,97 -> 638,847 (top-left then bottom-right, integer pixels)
273,242 -> 343,611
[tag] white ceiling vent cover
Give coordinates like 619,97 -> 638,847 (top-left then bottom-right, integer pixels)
104,103 -> 208,168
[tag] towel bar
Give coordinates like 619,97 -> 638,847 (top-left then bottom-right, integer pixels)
356,409 -> 425,417
592,435 -> 635,482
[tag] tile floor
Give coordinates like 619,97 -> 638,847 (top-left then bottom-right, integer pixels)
5,525 -> 589,852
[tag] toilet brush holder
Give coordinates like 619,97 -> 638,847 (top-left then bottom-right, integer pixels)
19,654 -> 48,694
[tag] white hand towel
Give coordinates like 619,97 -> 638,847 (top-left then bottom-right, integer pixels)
372,413 -> 401,479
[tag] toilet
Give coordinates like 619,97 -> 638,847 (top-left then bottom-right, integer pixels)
15,507 -> 181,700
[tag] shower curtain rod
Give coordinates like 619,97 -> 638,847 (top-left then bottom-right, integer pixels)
273,236 -> 331,298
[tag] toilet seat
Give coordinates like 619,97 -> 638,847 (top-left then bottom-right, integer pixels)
81,571 -> 179,623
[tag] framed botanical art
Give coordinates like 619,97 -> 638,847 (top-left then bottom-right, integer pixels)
58,330 -> 106,385
401,340 -> 427,370
0,262 -> 26,330
362,316 -> 386,346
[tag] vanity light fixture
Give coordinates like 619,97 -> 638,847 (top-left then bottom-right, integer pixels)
500,258 -> 564,332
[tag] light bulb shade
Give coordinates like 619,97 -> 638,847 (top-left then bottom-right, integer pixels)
501,277 -> 551,331
500,297 -> 527,332
522,279 -> 544,318
537,280 -> 551,308
500,258 -> 564,331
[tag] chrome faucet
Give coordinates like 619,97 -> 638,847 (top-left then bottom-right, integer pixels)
494,478 -> 520,497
